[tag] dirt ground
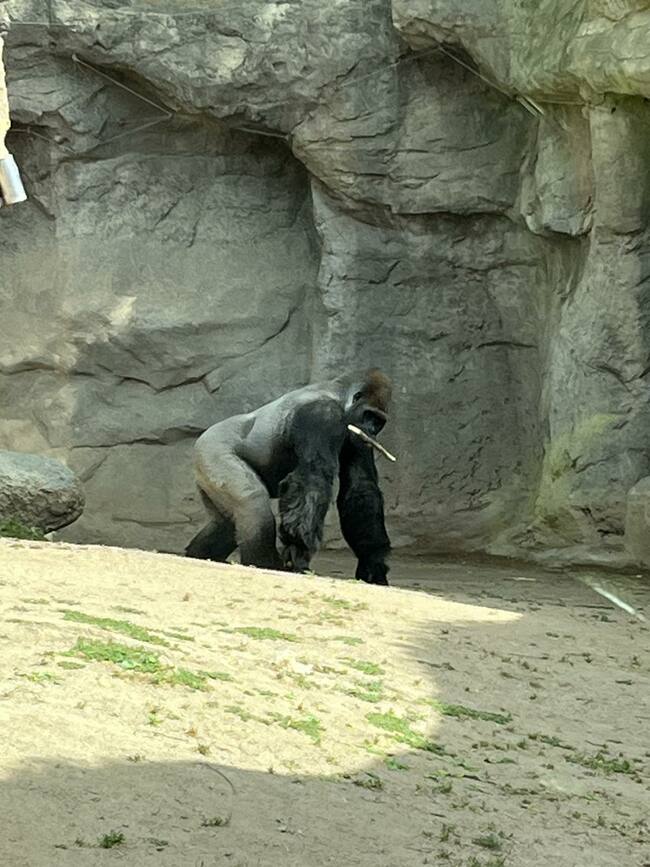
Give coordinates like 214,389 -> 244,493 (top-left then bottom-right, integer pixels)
1,540 -> 649,867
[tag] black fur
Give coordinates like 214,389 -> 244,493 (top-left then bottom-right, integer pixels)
278,400 -> 346,572
186,370 -> 392,581
185,518 -> 236,561
185,490 -> 237,562
337,437 -> 391,585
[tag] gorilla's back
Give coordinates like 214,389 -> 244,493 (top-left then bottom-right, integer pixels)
194,380 -> 347,497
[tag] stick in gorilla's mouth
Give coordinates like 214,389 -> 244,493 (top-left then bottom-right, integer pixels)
347,424 -> 397,462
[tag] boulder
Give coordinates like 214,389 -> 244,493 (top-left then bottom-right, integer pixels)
0,449 -> 84,533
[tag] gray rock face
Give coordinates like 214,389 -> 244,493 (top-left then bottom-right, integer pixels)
392,0 -> 650,101
0,449 -> 84,532
0,0 -> 649,565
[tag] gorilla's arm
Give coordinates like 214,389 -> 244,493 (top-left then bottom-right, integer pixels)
337,438 -> 390,585
277,399 -> 347,572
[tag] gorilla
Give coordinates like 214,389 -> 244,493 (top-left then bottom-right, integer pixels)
185,369 -> 392,585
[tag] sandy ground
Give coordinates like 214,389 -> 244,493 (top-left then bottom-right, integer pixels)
0,540 -> 649,867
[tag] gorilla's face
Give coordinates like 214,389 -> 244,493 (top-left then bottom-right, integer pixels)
344,370 -> 391,438
346,391 -> 387,437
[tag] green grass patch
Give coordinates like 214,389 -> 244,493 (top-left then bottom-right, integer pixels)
200,670 -> 234,682
157,668 -> 208,691
384,756 -> 409,771
331,635 -> 364,646
67,638 -> 208,691
321,596 -> 368,612
273,713 -> 323,744
0,519 -> 46,541
162,630 -> 195,642
70,638 -> 163,672
366,711 -> 444,753
232,626 -> 300,642
565,750 -> 635,775
62,610 -> 169,646
57,660 -> 86,670
528,732 -> 574,750
225,705 -> 256,722
201,816 -> 229,828
347,680 -> 384,703
287,672 -> 314,689
148,838 -> 169,850
426,699 -> 512,725
472,833 -> 503,851
98,831 -> 125,849
343,658 -> 384,676
19,671 -> 60,685
352,772 -> 383,790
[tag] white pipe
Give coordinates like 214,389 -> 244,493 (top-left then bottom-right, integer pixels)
0,34 -> 27,206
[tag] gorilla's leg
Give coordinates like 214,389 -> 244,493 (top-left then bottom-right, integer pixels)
337,439 -> 390,586
236,490 -> 282,569
185,491 -> 237,562
198,455 -> 283,571
278,400 -> 346,572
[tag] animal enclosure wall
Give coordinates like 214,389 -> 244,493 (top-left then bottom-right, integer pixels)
1,0 -> 649,565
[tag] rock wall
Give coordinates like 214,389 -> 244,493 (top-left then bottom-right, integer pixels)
0,0 -> 649,565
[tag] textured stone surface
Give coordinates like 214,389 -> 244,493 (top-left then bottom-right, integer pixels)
0,0 -> 649,564
311,182 -> 550,551
293,54 -> 529,216
392,0 -> 650,101
0,449 -> 84,531
625,476 -> 650,567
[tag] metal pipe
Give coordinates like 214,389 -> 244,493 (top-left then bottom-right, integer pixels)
0,31 -> 27,206
0,153 -> 26,204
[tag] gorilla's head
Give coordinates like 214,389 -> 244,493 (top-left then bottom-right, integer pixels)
345,368 -> 392,436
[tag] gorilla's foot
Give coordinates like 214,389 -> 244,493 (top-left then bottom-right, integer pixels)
185,521 -> 236,562
356,559 -> 390,586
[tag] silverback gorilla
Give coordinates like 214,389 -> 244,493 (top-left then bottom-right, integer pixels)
185,369 -> 392,584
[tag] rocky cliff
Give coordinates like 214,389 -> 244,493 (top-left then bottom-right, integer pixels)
1,0 -> 649,565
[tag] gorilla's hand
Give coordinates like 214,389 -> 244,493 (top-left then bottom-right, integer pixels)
337,438 -> 391,587
280,542 -> 311,574
277,399 -> 346,574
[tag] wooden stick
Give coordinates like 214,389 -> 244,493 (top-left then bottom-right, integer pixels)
347,424 -> 397,462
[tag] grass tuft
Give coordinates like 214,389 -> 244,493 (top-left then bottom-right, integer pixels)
98,831 -> 125,849
331,635 -> 364,646
366,711 -> 444,753
343,658 -> 384,676
67,638 -> 209,690
19,671 -> 60,685
233,626 -> 300,642
272,713 -> 324,744
201,816 -> 229,827
0,519 -> 46,541
62,610 -> 169,646
565,750 -> 635,775
427,699 -> 511,725
200,670 -> 234,682
70,638 -> 162,672
347,680 -> 385,703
